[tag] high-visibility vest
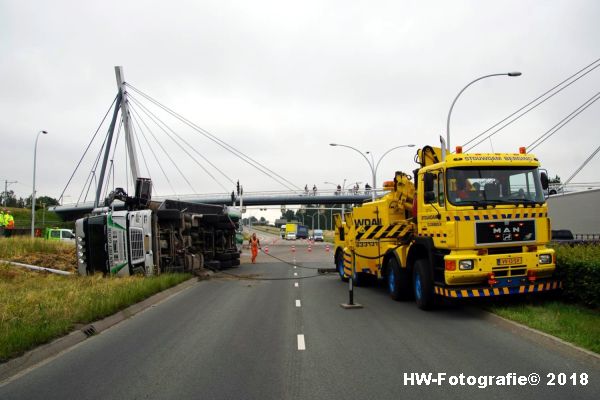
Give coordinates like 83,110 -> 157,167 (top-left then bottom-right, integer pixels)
7,215 -> 14,229
0,213 -> 4,227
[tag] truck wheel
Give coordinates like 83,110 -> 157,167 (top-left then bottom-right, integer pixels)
336,252 -> 348,282
387,258 -> 411,301
413,259 -> 435,310
352,269 -> 365,287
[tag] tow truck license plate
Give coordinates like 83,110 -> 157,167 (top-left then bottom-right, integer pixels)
497,257 -> 522,266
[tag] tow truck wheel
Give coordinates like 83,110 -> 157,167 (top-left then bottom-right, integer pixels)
387,258 -> 411,301
413,259 -> 435,310
336,252 -> 348,282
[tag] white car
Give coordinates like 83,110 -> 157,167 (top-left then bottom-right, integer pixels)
286,232 -> 297,240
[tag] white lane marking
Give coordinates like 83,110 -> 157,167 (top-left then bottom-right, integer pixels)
293,272 -> 298,276
294,265 -> 297,269
295,299 -> 301,307
297,334 -> 306,350
294,282 -> 299,287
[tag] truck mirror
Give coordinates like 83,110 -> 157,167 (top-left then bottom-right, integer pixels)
424,191 -> 436,204
540,172 -> 549,190
423,172 -> 434,192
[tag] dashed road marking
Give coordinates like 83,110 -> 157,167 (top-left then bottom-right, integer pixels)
295,299 -> 301,307
294,282 -> 299,287
297,334 -> 306,350
293,272 -> 298,276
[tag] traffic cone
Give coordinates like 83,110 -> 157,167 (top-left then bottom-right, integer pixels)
308,245 -> 312,252
264,246 -> 269,254
292,245 -> 296,253
326,244 -> 330,253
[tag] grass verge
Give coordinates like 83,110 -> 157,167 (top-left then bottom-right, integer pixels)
488,300 -> 600,354
0,265 -> 190,362
0,236 -> 76,272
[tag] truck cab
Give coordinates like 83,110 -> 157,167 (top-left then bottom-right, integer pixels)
410,146 -> 558,307
76,209 -> 155,277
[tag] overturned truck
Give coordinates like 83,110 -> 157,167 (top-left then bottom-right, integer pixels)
76,178 -> 241,276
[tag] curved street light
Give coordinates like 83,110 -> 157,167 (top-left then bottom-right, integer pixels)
330,143 -> 414,200
446,72 -> 521,151
32,130 -> 48,237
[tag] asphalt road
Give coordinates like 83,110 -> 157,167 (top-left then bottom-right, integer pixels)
1,242 -> 598,399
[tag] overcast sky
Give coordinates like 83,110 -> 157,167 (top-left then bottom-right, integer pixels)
1,0 -> 598,221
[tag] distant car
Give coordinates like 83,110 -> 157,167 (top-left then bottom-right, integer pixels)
286,232 -> 297,240
313,229 -> 324,242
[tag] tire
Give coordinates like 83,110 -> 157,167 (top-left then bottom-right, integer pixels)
387,257 -> 411,301
336,252 -> 348,282
352,269 -> 365,287
413,258 -> 436,310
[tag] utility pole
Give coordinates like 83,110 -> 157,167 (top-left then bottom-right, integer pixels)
3,180 -> 17,206
115,66 -> 140,184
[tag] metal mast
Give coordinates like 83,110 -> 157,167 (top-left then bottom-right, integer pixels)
115,66 -> 140,184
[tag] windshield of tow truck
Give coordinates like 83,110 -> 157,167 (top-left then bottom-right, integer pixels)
446,166 -> 545,206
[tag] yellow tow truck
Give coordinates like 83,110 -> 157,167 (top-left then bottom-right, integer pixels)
334,145 -> 560,310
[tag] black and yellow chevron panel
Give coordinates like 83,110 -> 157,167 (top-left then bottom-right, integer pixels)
434,280 -> 562,298
356,223 -> 412,240
444,209 -> 548,222
343,251 -> 352,275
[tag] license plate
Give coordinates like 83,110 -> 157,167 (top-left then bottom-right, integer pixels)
497,257 -> 522,266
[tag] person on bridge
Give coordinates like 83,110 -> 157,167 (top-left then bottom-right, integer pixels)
312,185 -> 317,196
249,233 -> 261,264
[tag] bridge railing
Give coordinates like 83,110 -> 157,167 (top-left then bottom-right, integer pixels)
150,188 -> 390,202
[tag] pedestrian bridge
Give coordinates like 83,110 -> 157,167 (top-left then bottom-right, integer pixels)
50,189 -> 379,221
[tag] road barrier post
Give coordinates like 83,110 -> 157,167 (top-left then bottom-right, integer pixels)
341,249 -> 363,309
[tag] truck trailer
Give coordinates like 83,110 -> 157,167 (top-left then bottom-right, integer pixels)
334,145 -> 561,310
76,178 -> 241,276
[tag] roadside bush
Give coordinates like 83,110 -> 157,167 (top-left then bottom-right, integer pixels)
553,244 -> 600,308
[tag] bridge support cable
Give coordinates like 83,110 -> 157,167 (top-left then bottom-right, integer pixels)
77,118 -> 114,205
127,99 -> 228,192
102,120 -> 124,202
129,104 -> 194,194
563,143 -> 600,187
129,108 -> 177,195
128,95 -> 236,190
129,113 -> 156,193
94,93 -> 123,208
527,91 -> 600,152
125,83 -> 300,191
463,57 -> 600,152
59,94 -> 118,204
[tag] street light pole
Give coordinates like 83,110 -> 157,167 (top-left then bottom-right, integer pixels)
367,144 -> 415,195
32,130 -> 48,237
330,143 -> 376,200
446,72 -> 522,151
331,143 -> 414,201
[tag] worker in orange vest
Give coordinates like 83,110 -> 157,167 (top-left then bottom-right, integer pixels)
4,210 -> 14,237
249,233 -> 261,264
